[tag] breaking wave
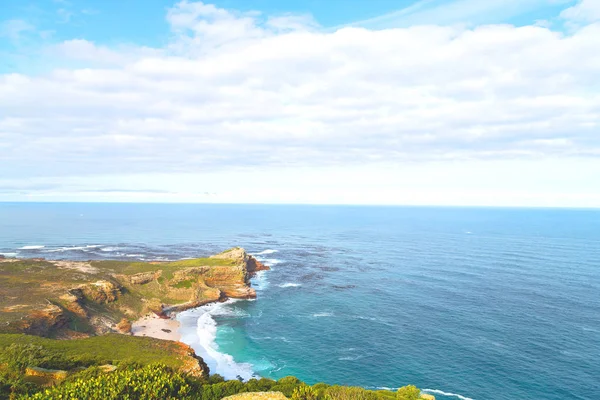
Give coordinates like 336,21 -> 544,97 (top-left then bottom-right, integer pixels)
253,249 -> 278,255
177,301 -> 256,381
18,245 -> 45,250
45,245 -> 102,253
422,389 -> 475,400
312,312 -> 334,317
279,283 -> 301,288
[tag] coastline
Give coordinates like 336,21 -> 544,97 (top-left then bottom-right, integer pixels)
131,252 -> 272,379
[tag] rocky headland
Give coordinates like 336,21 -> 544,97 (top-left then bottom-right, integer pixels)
0,247 -> 268,339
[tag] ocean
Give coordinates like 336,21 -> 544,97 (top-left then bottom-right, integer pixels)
1,203 -> 598,400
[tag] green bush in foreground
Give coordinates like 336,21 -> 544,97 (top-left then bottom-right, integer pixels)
396,385 -> 421,400
27,364 -> 195,400
0,340 -> 428,400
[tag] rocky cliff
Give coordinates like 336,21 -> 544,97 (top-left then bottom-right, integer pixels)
0,248 -> 265,339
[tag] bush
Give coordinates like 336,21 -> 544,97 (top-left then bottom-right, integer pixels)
26,364 -> 195,400
0,344 -> 48,373
325,386 -> 379,400
396,385 -> 420,400
244,378 -> 276,392
201,380 -> 246,400
292,385 -> 318,400
0,370 -> 38,399
312,382 -> 330,399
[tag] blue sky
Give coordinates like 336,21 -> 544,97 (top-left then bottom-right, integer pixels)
1,0 -> 599,206
0,0 -> 579,59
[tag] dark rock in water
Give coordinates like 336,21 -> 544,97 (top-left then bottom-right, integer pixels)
332,284 -> 356,290
161,329 -> 172,333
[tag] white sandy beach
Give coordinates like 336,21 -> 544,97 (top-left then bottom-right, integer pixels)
131,314 -> 181,342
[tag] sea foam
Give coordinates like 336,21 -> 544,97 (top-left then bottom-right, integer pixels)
177,301 -> 256,381
312,312 -> 334,317
45,245 -> 102,253
279,283 -> 301,288
253,249 -> 278,255
18,245 -> 45,250
423,389 -> 475,400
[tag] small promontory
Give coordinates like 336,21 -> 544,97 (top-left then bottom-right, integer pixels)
0,247 -> 267,339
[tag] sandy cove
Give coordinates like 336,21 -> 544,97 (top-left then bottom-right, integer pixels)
131,314 -> 181,342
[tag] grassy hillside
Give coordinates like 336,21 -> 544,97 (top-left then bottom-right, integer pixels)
0,334 -> 200,372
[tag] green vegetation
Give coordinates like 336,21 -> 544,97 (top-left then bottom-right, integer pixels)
0,334 -> 431,400
0,361 -> 429,400
0,334 -> 192,371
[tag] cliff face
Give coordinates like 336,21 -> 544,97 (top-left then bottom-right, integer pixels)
0,248 -> 264,339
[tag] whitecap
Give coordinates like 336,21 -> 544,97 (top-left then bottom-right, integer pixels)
423,389 -> 475,400
100,246 -> 120,252
177,301 -> 256,381
125,254 -> 144,258
279,283 -> 301,288
312,312 -> 334,317
253,249 -> 278,255
252,270 -> 270,291
0,252 -> 17,257
250,336 -> 291,343
338,355 -> 363,361
18,245 -> 45,250
45,245 -> 102,253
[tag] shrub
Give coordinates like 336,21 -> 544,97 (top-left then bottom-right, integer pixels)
325,386 -> 379,400
396,385 -> 420,400
0,344 -> 48,373
26,364 -> 194,400
292,385 -> 318,400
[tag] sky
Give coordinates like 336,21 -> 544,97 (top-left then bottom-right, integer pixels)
1,0 -> 599,207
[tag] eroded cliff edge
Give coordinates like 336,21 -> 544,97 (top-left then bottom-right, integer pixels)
0,247 -> 268,339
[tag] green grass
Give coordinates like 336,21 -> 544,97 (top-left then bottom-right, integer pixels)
0,334 -> 188,370
173,280 -> 195,289
90,257 -> 236,280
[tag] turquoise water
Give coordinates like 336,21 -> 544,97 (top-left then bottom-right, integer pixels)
1,203 -> 599,400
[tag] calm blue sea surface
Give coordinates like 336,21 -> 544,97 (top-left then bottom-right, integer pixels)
1,203 -> 599,400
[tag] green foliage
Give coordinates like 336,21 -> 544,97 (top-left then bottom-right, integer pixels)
27,364 -> 194,400
0,344 -> 48,373
0,339 -> 415,400
208,374 -> 225,384
244,378 -> 276,392
0,370 -> 38,399
200,380 -> 247,400
396,385 -> 421,400
292,385 -> 319,400
0,334 -> 189,371
325,385 -> 379,400
173,279 -> 195,289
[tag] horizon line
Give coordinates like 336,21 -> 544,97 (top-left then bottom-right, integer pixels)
1,200 -> 599,211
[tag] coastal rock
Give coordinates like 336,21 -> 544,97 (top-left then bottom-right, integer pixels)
0,248 -> 264,338
80,280 -> 122,304
129,271 -> 161,285
116,318 -> 132,334
12,305 -> 70,337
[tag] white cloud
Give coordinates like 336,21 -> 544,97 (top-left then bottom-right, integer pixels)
346,0 -> 571,29
1,1 -> 600,206
0,19 -> 36,41
561,0 -> 600,23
